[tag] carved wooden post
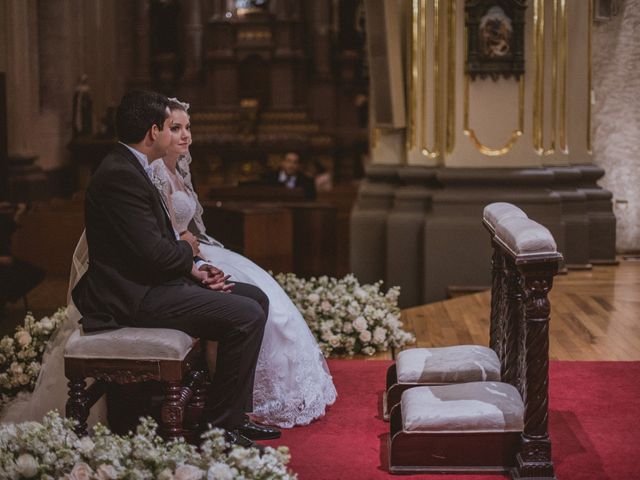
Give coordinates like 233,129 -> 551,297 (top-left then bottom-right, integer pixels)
502,256 -> 523,389
184,369 -> 207,432
66,378 -> 90,437
489,244 -> 504,355
161,381 -> 187,441
512,261 -> 558,480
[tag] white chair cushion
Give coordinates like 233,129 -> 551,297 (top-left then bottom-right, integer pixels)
483,203 -> 528,231
396,346 -> 500,384
495,217 -> 557,256
401,382 -> 524,433
64,327 -> 195,361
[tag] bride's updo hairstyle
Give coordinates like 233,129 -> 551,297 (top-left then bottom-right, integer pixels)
167,97 -> 190,113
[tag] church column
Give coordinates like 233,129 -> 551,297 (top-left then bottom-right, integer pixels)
4,0 -> 39,158
131,0 -> 151,86
181,0 -> 203,83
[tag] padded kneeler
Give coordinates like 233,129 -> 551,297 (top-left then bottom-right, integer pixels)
384,346 -> 500,420
389,382 -> 523,474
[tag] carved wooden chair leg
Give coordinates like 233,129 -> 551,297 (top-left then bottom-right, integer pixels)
161,380 -> 191,441
66,377 -> 90,437
184,370 -> 207,433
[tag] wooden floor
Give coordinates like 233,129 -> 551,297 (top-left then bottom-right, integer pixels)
393,256 -> 640,361
2,257 -> 639,361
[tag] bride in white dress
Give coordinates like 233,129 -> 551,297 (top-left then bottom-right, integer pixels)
148,99 -> 336,427
0,99 -> 336,429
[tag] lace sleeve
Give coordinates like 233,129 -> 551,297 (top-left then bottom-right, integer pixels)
149,160 -> 179,233
176,154 -> 223,247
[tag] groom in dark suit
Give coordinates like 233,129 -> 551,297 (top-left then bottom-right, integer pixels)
72,90 -> 279,445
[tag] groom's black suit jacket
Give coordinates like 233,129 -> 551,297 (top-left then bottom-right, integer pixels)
72,144 -> 193,331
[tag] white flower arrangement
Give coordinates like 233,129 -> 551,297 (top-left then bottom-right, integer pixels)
0,308 -> 67,409
0,411 -> 295,479
274,273 -> 415,357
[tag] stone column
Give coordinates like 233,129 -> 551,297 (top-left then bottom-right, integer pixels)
423,169 -> 564,303
131,0 -> 151,86
350,165 -> 400,285
182,0 -> 203,83
386,167 -> 437,307
4,0 -> 39,158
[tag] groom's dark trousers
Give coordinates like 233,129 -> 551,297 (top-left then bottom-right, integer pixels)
72,143 -> 268,429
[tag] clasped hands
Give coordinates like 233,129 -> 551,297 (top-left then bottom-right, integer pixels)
182,230 -> 234,293
191,263 -> 234,292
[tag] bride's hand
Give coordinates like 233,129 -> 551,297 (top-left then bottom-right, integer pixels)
199,264 -> 234,293
180,230 -> 200,256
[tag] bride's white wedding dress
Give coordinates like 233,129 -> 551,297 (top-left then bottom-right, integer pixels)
150,158 -> 336,427
0,156 -> 336,429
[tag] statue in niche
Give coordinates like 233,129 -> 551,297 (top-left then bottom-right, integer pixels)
479,6 -> 512,59
72,74 -> 93,137
465,0 -> 526,80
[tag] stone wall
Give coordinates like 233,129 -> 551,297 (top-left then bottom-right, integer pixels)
593,0 -> 640,252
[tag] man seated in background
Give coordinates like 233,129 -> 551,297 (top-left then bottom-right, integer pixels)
0,202 -> 45,315
264,152 -> 316,200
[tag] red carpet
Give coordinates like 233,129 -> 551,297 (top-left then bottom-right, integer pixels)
263,360 -> 640,480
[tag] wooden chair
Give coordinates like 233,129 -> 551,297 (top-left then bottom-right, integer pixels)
64,327 -> 206,442
383,203 -> 527,419
389,203 -> 561,478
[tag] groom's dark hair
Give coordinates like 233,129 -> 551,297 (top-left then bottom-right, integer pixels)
116,90 -> 170,144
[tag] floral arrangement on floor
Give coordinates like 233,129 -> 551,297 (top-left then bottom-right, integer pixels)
0,411 -> 295,480
0,308 -> 67,410
274,273 -> 415,357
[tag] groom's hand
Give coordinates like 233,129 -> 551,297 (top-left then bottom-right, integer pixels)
198,264 -> 234,292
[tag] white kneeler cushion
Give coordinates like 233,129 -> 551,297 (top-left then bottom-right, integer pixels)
401,382 -> 524,433
396,346 -> 501,385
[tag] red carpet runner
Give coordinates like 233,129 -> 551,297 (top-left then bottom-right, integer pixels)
263,360 -> 640,480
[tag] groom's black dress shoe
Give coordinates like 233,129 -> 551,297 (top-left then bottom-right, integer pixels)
224,429 -> 265,453
237,419 -> 281,440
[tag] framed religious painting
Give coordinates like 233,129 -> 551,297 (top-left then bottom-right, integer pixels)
465,0 -> 527,80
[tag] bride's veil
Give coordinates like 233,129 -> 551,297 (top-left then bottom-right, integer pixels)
176,152 -> 223,247
1,232 -> 107,426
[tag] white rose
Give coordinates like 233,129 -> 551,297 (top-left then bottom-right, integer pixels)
96,464 -> 118,480
352,316 -> 367,333
15,453 -> 38,478
0,337 -> 14,351
329,335 -> 341,347
354,287 -> 367,300
359,330 -> 372,343
17,373 -> 30,385
78,436 -> 95,454
69,463 -> 93,480
207,463 -> 234,480
15,331 -> 32,347
175,464 -> 203,480
157,468 -> 175,480
308,293 -> 320,304
9,362 -> 23,375
373,326 -> 387,344
39,317 -> 55,331
321,300 -> 332,312
342,322 -> 353,334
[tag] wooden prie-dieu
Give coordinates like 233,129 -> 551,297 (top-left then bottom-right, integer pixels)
388,203 -> 561,479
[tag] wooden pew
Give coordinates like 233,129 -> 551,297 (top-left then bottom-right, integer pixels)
201,199 -> 338,278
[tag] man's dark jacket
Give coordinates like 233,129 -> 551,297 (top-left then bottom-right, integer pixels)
72,144 -> 193,331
